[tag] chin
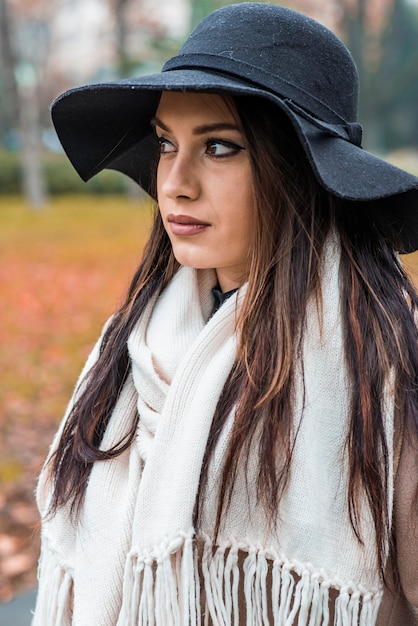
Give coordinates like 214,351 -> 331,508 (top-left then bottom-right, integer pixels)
172,251 -> 214,271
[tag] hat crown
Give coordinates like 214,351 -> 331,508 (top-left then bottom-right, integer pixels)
167,2 -> 359,124
49,2 -> 418,251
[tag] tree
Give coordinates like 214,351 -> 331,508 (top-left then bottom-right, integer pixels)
370,0 -> 418,149
336,0 -> 418,151
0,0 -> 19,134
0,0 -> 48,208
114,0 -> 130,77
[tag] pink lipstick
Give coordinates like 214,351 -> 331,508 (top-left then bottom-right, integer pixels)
167,214 -> 210,236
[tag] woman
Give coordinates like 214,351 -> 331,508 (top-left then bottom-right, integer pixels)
33,3 -> 418,625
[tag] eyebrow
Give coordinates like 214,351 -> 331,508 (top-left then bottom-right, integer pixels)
151,116 -> 241,135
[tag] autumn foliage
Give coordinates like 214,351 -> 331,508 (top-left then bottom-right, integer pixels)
0,195 -> 153,601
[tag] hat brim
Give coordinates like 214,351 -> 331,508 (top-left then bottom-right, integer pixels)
51,69 -> 418,252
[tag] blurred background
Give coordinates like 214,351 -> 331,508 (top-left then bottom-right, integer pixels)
1,0 -> 418,614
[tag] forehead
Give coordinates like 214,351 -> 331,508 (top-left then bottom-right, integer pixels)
155,91 -> 238,123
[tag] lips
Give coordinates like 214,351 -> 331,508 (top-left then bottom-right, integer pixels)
167,214 -> 210,236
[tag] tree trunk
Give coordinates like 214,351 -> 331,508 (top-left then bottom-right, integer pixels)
0,0 -> 47,208
19,80 -> 48,209
0,0 -> 19,128
115,0 -> 130,76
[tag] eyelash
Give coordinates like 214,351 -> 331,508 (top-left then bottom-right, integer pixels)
205,139 -> 245,158
157,136 -> 245,159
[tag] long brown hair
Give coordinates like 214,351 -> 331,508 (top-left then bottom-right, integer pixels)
48,95 -> 418,585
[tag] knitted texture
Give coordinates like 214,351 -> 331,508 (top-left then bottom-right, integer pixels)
33,240 -> 394,625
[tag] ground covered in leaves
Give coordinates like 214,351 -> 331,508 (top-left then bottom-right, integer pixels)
0,195 -> 152,602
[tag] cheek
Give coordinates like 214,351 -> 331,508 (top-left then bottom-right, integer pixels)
156,163 -> 164,202
156,177 -> 169,224
217,165 -> 255,208
232,178 -> 256,233
156,157 -> 173,195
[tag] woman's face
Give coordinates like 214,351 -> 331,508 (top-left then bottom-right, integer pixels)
154,92 -> 256,292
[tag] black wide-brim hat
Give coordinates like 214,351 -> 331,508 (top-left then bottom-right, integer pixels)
51,2 -> 418,252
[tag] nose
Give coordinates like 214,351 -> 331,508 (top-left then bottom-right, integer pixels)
158,151 -> 200,201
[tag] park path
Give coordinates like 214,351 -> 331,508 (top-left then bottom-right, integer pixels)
0,588 -> 37,626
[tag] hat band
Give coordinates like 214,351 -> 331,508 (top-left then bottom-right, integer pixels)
284,100 -> 362,147
163,53 -> 357,131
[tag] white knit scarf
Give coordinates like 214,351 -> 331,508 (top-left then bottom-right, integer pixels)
33,239 -> 394,626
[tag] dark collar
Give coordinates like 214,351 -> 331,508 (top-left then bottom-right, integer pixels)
211,284 -> 238,317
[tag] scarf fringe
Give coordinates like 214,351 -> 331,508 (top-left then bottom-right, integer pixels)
117,531 -> 383,626
32,546 -> 73,626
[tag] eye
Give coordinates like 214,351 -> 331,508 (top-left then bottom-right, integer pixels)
157,136 -> 176,154
205,139 -> 245,158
